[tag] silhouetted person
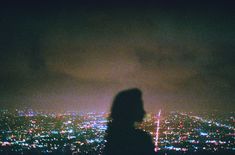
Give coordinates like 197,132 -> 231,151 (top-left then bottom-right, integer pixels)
103,88 -> 155,155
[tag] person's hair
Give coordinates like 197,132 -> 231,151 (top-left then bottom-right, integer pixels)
109,88 -> 145,124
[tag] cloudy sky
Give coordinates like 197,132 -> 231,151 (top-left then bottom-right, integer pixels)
0,1 -> 234,112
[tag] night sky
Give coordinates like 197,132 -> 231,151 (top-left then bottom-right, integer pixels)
0,1 -> 235,112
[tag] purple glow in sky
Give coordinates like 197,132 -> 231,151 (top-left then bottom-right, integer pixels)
0,1 -> 235,112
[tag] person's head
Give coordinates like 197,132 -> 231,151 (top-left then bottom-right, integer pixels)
109,88 -> 146,124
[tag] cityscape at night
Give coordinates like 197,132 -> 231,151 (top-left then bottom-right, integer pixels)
1,1 -> 235,155
0,108 -> 234,154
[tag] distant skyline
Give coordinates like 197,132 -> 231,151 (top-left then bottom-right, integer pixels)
0,1 -> 235,112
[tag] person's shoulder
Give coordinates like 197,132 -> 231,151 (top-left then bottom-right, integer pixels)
134,129 -> 155,154
135,129 -> 152,140
135,129 -> 150,135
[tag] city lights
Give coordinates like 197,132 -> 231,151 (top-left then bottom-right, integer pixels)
0,109 -> 234,154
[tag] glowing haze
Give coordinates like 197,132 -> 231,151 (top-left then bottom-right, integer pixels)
0,1 -> 234,112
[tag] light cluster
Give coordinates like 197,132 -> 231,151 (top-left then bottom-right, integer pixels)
0,109 -> 234,155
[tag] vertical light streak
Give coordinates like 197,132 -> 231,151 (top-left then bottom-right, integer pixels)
155,109 -> 161,152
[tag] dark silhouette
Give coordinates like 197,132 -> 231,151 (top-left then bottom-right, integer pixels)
103,88 -> 155,155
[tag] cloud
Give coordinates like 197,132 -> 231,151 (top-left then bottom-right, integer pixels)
0,6 -> 234,111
